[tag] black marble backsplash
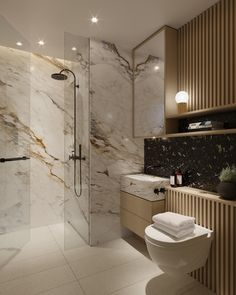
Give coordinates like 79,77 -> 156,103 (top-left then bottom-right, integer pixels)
145,134 -> 236,192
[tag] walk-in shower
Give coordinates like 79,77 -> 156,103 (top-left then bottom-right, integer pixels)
51,69 -> 85,198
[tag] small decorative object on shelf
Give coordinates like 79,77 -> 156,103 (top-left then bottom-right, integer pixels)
175,169 -> 183,187
187,121 -> 224,132
175,91 -> 189,113
170,170 -> 176,187
217,165 -> 236,200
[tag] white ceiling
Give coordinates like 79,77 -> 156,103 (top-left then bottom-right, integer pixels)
0,0 -> 218,58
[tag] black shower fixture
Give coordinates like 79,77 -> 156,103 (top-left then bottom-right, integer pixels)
51,69 -> 84,198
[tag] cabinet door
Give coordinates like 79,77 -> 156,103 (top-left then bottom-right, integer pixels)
133,28 -> 165,138
133,26 -> 177,138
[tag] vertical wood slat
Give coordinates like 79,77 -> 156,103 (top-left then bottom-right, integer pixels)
217,1 -> 221,107
229,0 -> 234,104
234,0 -> 236,104
178,0 -> 236,110
212,4 -> 217,107
165,188 -> 236,295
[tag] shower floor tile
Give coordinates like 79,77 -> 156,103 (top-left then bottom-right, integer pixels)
0,224 -> 216,295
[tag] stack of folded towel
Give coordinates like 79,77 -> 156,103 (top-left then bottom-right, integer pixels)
152,212 -> 195,238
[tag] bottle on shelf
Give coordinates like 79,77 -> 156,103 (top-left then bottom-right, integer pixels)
176,169 -> 183,187
170,170 -> 176,187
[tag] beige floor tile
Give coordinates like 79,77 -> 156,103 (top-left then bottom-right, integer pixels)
62,244 -> 117,264
63,237 -> 143,264
0,226 -> 52,262
0,265 -> 76,295
101,238 -> 142,251
137,273 -> 214,295
38,281 -> 85,295
70,247 -> 142,279
110,276 -> 154,295
49,223 -> 87,249
8,239 -> 60,263
30,226 -> 55,243
0,250 -> 67,283
79,257 -> 161,295
110,273 -> 215,295
123,235 -> 150,258
0,228 -> 60,266
49,223 -> 86,250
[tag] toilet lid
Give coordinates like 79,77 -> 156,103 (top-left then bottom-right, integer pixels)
145,224 -> 213,248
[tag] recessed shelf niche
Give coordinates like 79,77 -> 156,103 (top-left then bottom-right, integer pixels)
164,105 -> 236,138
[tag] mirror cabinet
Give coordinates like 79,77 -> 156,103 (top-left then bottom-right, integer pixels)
133,26 -> 178,138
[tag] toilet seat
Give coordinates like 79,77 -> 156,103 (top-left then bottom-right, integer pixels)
145,224 -> 213,248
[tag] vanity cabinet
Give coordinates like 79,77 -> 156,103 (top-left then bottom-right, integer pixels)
120,191 -> 165,238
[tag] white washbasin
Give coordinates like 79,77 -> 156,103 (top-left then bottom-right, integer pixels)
124,174 -> 167,182
121,173 -> 169,201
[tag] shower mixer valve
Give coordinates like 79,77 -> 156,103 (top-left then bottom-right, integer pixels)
69,150 -> 86,161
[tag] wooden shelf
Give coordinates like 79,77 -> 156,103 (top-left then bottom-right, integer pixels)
166,103 -> 236,119
151,128 -> 236,139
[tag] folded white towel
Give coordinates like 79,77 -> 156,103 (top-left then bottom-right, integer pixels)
155,222 -> 195,235
152,212 -> 195,230
154,222 -> 195,239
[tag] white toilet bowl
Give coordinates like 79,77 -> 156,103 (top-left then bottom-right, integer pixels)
145,224 -> 213,276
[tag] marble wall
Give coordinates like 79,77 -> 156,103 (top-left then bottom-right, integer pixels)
90,40 -> 144,245
0,45 -> 90,239
0,46 -> 31,234
30,53 -> 66,227
145,135 -> 236,192
0,39 -> 144,245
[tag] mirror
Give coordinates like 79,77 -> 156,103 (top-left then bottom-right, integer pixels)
133,27 -> 165,138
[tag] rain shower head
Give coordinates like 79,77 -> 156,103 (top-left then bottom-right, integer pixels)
51,69 -> 79,88
51,72 -> 68,80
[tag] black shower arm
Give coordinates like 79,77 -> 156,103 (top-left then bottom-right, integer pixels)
60,69 -> 79,87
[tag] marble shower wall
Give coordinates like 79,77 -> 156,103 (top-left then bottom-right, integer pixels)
0,39 -> 144,244
0,46 -> 31,234
90,39 -> 144,245
30,53 -> 66,227
0,45 -> 90,233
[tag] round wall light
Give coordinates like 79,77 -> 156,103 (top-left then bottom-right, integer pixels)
175,91 -> 189,113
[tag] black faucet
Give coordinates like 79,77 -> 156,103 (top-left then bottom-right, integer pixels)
145,164 -> 161,174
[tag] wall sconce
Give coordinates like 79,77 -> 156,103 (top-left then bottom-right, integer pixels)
175,91 -> 189,113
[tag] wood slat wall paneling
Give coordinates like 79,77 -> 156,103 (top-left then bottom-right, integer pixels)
166,189 -> 236,295
178,0 -> 236,111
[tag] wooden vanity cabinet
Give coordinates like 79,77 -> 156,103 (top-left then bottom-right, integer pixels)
120,191 -> 165,238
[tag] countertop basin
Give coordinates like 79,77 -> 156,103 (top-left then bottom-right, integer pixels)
120,173 -> 170,201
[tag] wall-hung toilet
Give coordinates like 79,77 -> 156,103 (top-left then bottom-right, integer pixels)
145,224 -> 213,276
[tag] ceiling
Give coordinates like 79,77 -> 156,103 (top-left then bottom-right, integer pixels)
0,0 -> 218,59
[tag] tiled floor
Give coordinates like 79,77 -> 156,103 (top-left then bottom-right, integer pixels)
0,224 -> 215,295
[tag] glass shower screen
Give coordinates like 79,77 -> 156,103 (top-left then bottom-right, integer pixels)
64,32 -> 90,247
0,16 -> 31,264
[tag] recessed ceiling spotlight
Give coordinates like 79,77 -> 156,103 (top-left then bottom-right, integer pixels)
16,41 -> 23,47
91,16 -> 98,23
71,46 -> 77,51
38,40 -> 45,46
154,65 -> 159,71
